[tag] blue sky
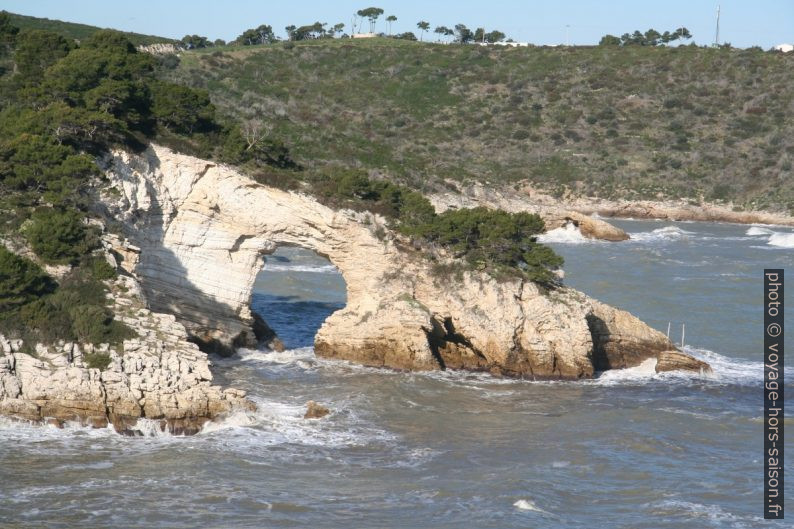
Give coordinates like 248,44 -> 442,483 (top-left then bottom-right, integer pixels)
1,0 -> 792,48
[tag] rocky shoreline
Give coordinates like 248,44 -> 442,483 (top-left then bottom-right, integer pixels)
99,145 -> 707,378
0,272 -> 253,435
431,184 -> 794,241
0,145 -> 715,434
566,197 -> 794,227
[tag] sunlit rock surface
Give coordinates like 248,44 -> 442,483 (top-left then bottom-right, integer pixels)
98,145 -> 701,379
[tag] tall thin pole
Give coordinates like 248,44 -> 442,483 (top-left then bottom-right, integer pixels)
714,5 -> 721,46
667,322 -> 671,340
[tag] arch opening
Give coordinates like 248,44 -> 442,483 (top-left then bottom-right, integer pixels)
251,246 -> 347,350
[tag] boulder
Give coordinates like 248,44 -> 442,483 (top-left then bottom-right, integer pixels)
304,401 -> 330,419
655,350 -> 712,374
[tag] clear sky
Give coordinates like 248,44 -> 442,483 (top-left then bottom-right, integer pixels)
1,0 -> 792,48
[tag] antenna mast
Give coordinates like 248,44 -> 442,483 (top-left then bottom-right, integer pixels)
714,5 -> 721,46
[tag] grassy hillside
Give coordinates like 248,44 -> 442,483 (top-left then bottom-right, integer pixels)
167,38 -> 794,213
5,11 -> 174,46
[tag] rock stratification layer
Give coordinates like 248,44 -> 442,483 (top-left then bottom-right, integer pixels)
100,145 -> 700,379
0,275 -> 252,435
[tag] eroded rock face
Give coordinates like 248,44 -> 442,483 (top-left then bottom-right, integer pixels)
655,351 -> 712,374
0,275 -> 253,435
99,145 -> 695,379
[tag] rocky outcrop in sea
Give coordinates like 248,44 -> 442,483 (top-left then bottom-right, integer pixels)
0,273 -> 252,435
0,144 -> 711,433
98,145 -> 702,378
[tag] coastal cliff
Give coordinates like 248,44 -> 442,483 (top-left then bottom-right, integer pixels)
0,273 -> 252,435
0,144 -> 711,433
99,145 -> 697,378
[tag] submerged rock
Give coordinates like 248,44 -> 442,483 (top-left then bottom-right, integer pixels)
304,401 -> 330,419
655,350 -> 712,374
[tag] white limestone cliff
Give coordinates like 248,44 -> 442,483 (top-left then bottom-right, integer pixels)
0,274 -> 252,434
98,144 -> 695,379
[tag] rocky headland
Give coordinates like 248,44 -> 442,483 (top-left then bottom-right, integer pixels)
99,145 -> 703,377
432,183 -> 794,228
0,145 -> 712,433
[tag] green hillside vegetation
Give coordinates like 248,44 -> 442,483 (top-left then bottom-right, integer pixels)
0,14 -> 562,351
0,15 -> 218,349
5,11 -> 174,46
166,37 -> 794,212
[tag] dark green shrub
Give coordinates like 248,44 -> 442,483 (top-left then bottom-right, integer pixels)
84,255 -> 117,280
311,168 -> 432,223
14,29 -> 73,80
70,304 -> 133,344
19,298 -> 75,342
84,351 -> 111,370
25,208 -> 97,265
400,207 -> 563,284
150,80 -> 216,135
0,132 -> 99,198
0,245 -> 55,312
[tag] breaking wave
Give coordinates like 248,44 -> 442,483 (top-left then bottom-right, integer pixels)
768,232 -> 794,248
537,222 -> 589,244
745,226 -> 794,248
263,263 -> 340,273
592,346 -> 765,387
629,226 -> 693,243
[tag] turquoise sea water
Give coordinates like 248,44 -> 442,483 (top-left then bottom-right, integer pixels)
0,219 -> 791,528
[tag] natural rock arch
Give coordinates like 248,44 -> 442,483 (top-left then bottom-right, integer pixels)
250,245 -> 347,350
100,145 -> 679,379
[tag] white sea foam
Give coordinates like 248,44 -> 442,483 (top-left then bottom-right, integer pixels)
629,225 -> 693,243
198,396 -> 395,448
746,226 -> 774,236
591,346 -> 765,387
537,222 -> 589,244
768,231 -> 794,248
745,226 -> 794,248
263,263 -> 340,273
132,418 -> 179,438
684,346 -> 762,386
233,346 -> 315,366
513,499 -> 551,514
649,499 -> 764,527
593,358 -> 658,385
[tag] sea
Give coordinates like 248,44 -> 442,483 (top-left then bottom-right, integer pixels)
0,218 -> 792,528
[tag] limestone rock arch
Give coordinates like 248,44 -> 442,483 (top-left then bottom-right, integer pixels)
100,145 -> 677,379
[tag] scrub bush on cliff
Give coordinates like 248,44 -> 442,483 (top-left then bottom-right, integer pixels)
0,245 -> 55,313
0,132 -> 99,200
401,207 -> 563,284
311,169 -> 562,284
24,208 -> 98,265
